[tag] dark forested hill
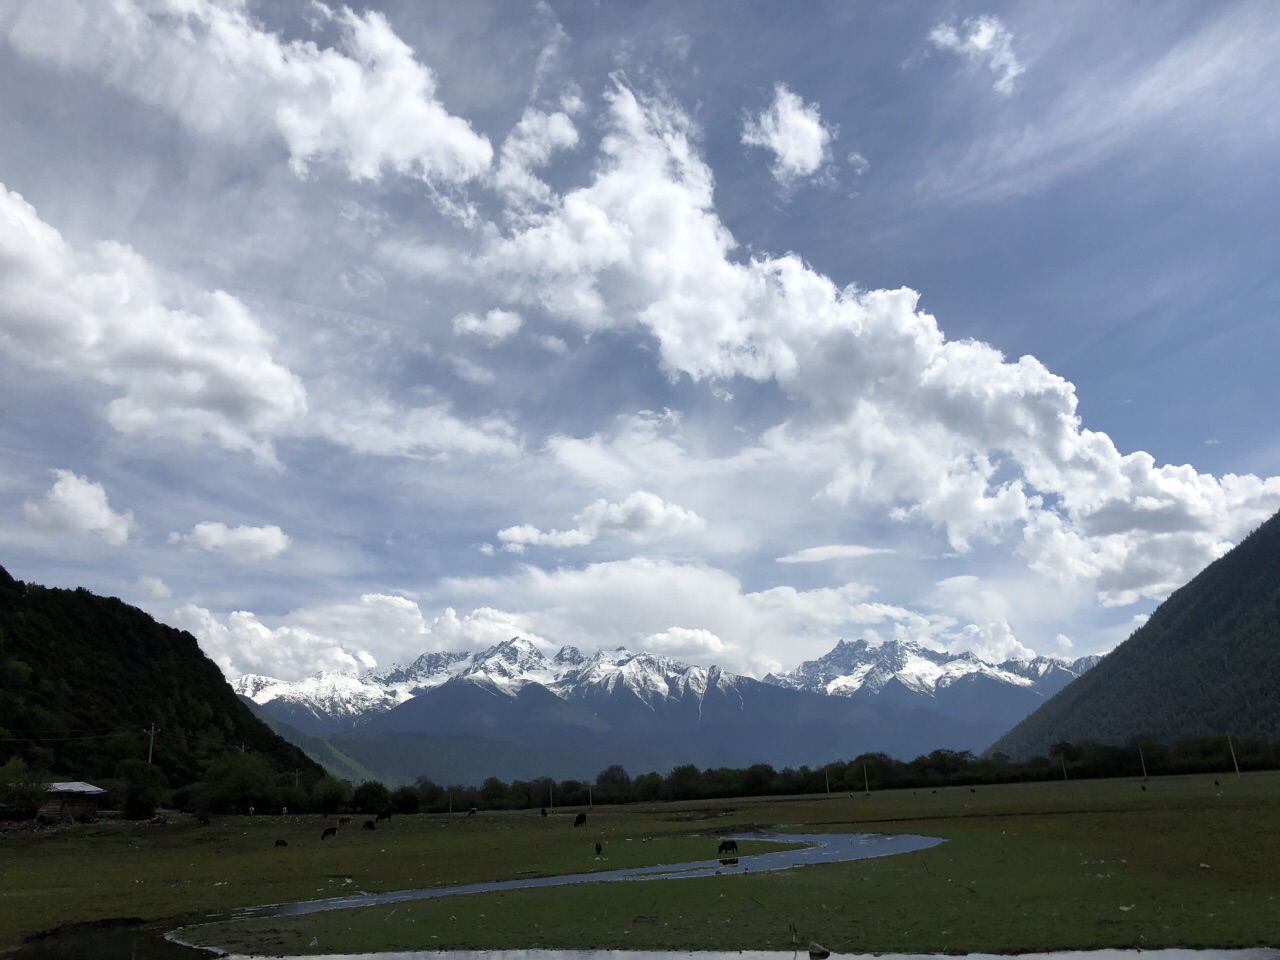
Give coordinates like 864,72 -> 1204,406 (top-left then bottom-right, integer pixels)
0,565 -> 321,786
989,510 -> 1280,759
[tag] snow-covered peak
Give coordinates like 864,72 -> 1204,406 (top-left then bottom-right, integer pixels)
367,650 -> 470,688
461,636 -> 557,694
766,638 -> 1042,698
554,644 -> 586,666
552,647 -> 727,705
231,673 -> 285,700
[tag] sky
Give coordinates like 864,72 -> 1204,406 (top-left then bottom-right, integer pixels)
1,0 -> 1278,683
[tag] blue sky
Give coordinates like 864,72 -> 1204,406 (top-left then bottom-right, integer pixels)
1,0 -> 1277,681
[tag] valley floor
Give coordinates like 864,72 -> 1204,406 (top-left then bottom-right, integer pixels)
3,772 -> 1278,956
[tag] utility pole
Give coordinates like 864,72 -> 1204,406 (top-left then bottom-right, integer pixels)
448,791 -> 452,814
1138,745 -> 1148,780
144,723 -> 160,764
549,780 -> 554,810
1227,734 -> 1241,779
863,763 -> 869,796
824,767 -> 830,794
588,785 -> 593,808
293,769 -> 300,789
1061,754 -> 1068,781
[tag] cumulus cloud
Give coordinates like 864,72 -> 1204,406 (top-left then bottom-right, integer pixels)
494,106 -> 581,209
169,521 -> 290,561
777,544 -> 893,563
928,15 -> 1025,95
177,593 -> 549,680
2,0 -> 492,186
172,602 -> 380,680
138,575 -> 172,599
23,469 -> 135,545
440,557 -> 930,677
741,84 -> 836,186
497,490 -> 705,552
452,309 -> 524,343
0,185 -> 307,461
467,81 -> 1280,611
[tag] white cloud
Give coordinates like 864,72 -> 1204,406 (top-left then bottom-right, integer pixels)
23,469 -> 135,545
497,490 -> 705,551
741,84 -> 836,186
494,106 -> 581,209
169,521 -> 290,561
469,81 -> 1280,611
440,557 -> 929,677
928,15 -> 1025,95
0,185 -> 307,462
172,602 -> 380,680
641,626 -> 732,662
309,397 -> 520,459
449,355 -> 497,385
452,309 -> 524,343
138,575 -> 172,599
919,6 -> 1280,203
2,0 -> 492,186
777,544 -> 893,564
534,334 -> 568,354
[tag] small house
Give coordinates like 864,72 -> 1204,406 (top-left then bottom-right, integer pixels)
40,781 -> 107,822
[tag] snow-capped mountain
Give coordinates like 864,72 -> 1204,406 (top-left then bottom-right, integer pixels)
233,636 -> 1101,751
762,639 -> 1097,700
230,669 -> 405,732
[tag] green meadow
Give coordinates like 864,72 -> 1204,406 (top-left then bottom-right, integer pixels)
3,772 -> 1278,956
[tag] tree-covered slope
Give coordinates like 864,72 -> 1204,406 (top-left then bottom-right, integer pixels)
0,565 -> 321,786
989,510 -> 1280,759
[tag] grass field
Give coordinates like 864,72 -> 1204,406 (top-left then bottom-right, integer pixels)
3,772 -> 1278,956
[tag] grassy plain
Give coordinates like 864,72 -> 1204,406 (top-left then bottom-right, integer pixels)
3,772 -> 1278,956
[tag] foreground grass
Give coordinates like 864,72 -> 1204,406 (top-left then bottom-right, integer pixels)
2,773 -> 1277,955
0,802 -> 787,950
187,773 -> 1280,956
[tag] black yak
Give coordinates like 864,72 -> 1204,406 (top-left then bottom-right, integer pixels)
573,812 -> 587,827
718,839 -> 738,855
321,826 -> 337,840
275,839 -> 288,848
363,820 -> 376,830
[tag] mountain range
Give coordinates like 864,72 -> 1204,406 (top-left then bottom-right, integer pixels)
234,637 -> 1100,784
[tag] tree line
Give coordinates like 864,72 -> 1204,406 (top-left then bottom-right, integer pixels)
10,732 -> 1271,821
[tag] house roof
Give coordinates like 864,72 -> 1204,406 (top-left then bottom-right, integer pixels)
45,781 -> 107,795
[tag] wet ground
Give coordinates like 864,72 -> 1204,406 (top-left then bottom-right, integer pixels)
11,832 -> 939,959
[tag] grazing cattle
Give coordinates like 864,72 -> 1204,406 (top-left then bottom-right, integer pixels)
970,788 -> 976,793
1141,785 -> 1147,791
363,820 -> 376,831
338,816 -> 352,826
275,839 -> 288,848
468,807 -> 478,817
376,811 -> 392,823
718,839 -> 738,855
198,816 -> 211,826
1214,779 -> 1221,787
573,812 -> 587,827
594,842 -> 602,855
321,827 -> 338,840
540,807 -> 548,817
